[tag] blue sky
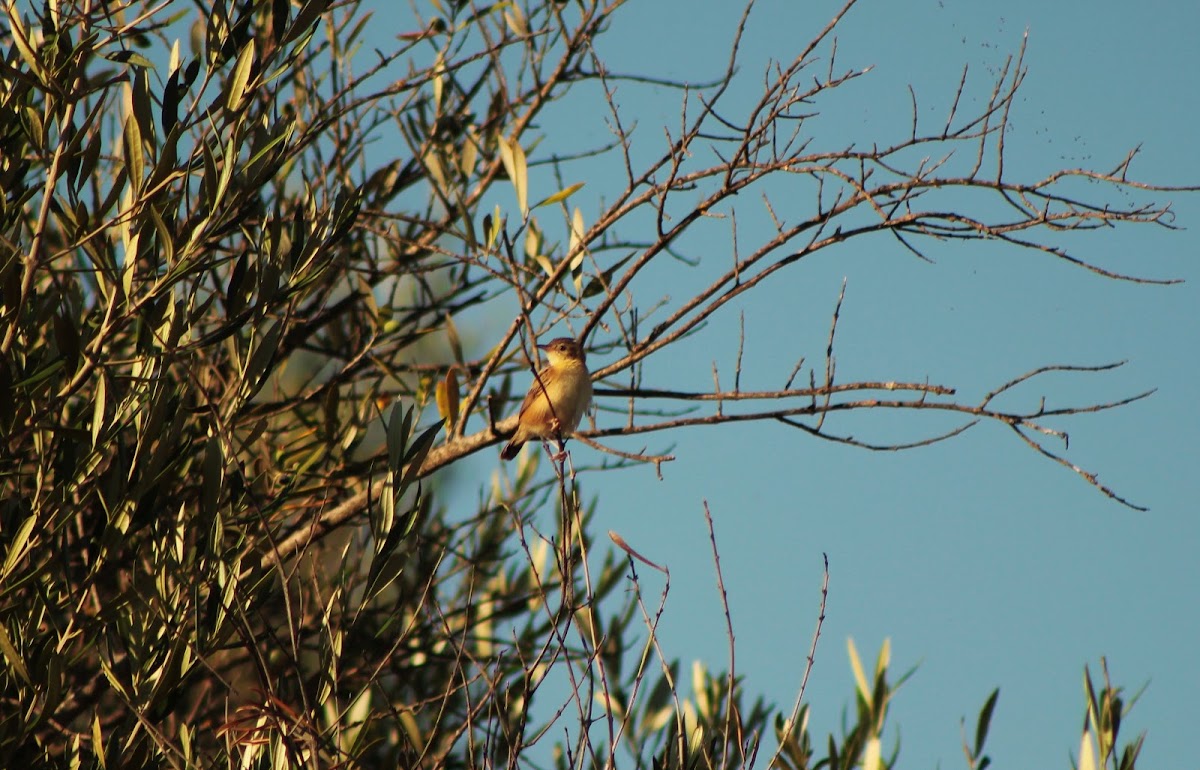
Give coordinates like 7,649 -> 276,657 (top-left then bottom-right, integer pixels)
412,0 -> 1198,766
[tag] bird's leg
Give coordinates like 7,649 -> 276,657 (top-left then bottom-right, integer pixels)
542,433 -> 569,464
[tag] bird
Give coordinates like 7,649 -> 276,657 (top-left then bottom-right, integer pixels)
501,337 -> 592,461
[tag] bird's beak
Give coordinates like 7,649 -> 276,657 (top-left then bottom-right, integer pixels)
536,343 -> 551,350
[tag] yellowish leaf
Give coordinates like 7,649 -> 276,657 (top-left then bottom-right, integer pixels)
847,637 -> 871,709
569,208 -> 587,295
863,737 -> 882,770
460,127 -> 480,176
432,52 -> 445,108
569,207 -> 586,264
504,3 -> 527,36
1079,724 -> 1099,770
424,147 -> 446,194
435,368 -> 459,435
876,637 -> 891,678
536,181 -> 585,209
0,624 -> 31,685
226,39 -> 256,112
499,135 -> 528,218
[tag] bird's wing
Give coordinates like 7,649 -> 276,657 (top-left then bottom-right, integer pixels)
517,366 -> 552,421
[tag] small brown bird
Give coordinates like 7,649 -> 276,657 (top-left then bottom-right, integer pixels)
501,337 -> 593,461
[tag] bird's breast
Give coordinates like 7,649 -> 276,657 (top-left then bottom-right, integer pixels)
554,366 -> 592,431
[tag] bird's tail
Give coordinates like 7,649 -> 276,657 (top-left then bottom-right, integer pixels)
500,440 -> 522,461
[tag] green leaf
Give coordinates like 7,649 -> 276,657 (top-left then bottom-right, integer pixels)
284,0 -> 330,46
642,662 -> 679,728
122,113 -> 143,193
226,250 -> 250,316
270,0 -> 290,41
76,104 -> 106,189
91,368 -> 106,446
161,63 -> 185,134
241,320 -> 282,399
483,205 -> 503,249
582,252 -> 634,298
975,688 -> 999,756
52,312 -> 79,373
400,422 -> 441,489
247,120 -> 296,183
6,6 -> 42,77
42,648 -> 63,716
216,135 -> 237,211
386,404 -> 410,472
1,514 -> 37,584
14,358 -> 65,389
364,491 -> 423,603
226,39 -> 255,112
129,69 -> 156,160
199,135 -> 219,210
0,623 -> 30,685
103,49 -> 154,69
201,437 -> 223,522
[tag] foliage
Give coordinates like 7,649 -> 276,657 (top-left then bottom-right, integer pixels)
0,0 -> 1184,766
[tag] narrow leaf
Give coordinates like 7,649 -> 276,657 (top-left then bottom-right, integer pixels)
1079,725 -> 1098,770
847,637 -> 871,709
7,6 -> 41,75
226,39 -> 256,112
504,4 -> 528,36
536,181 -> 585,209
241,320 -> 282,398
498,136 -> 528,218
386,405 -> 409,472
91,369 -> 106,446
443,368 -> 459,435
975,688 -> 1000,756
122,113 -> 144,192
400,423 -> 441,489
1,515 -> 36,582
876,637 -> 891,678
0,624 -> 30,685
863,737 -> 881,770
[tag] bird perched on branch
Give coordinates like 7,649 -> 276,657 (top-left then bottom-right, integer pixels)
501,337 -> 592,461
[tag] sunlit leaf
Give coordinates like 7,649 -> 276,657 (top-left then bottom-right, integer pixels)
1079,724 -> 1099,770
91,369 -> 106,446
536,182 -> 585,209
1,515 -> 37,584
863,737 -> 881,770
0,624 -> 31,685
226,39 -> 256,112
435,368 -> 459,436
504,3 -> 528,36
848,637 -> 871,709
498,135 -> 528,218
